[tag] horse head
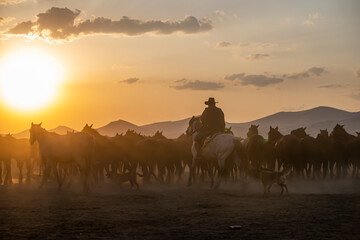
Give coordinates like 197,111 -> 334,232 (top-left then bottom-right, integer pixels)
291,127 -> 308,138
330,124 -> 351,140
186,116 -> 201,136
247,124 -> 259,138
29,122 -> 43,145
81,124 -> 98,136
268,126 -> 282,142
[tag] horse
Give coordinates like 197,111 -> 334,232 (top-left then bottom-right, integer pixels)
266,126 -> 284,170
329,124 -> 355,178
316,129 -> 332,178
3,134 -> 38,183
0,135 -> 13,185
245,125 -> 267,168
82,124 -> 129,181
30,123 -> 95,191
291,127 -> 317,178
185,116 -> 244,189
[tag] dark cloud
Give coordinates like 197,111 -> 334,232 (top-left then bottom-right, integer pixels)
308,67 -> 325,76
119,77 -> 139,84
241,75 -> 283,87
6,7 -> 213,42
285,72 -> 309,79
224,73 -> 283,87
317,84 -> 343,89
7,20 -> 33,34
0,0 -> 27,5
171,79 -> 224,90
285,67 -> 326,79
216,41 -> 232,48
245,53 -> 270,62
224,73 -> 245,81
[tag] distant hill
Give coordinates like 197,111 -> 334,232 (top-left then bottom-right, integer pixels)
13,125 -> 77,139
96,120 -> 147,136
9,106 -> 360,139
228,106 -> 360,137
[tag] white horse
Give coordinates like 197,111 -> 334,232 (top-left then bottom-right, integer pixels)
185,116 -> 243,188
30,122 -> 95,192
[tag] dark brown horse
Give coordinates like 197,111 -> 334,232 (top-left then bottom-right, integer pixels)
245,125 -> 267,168
291,127 -> 317,178
316,129 -> 332,178
329,124 -> 355,178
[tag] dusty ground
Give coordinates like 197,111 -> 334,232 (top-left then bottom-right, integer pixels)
0,179 -> 359,240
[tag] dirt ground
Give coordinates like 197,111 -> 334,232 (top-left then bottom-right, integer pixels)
0,179 -> 359,240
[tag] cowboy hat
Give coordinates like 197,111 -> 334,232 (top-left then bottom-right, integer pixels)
205,97 -> 218,105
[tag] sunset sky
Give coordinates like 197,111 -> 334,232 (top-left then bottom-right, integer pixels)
0,0 -> 359,133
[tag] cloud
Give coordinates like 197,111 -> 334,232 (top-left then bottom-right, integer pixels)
0,16 -> 15,26
119,77 -> 139,84
7,20 -> 33,34
216,41 -> 232,48
213,10 -> 225,16
285,67 -> 326,79
6,7 -> 213,42
308,67 -> 325,76
241,75 -> 283,87
224,73 -> 283,87
171,79 -> 224,90
303,12 -> 323,26
0,0 -> 29,5
224,73 -> 245,81
245,53 -> 270,62
317,84 -> 343,89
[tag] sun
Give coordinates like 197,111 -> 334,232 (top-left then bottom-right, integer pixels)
0,49 -> 64,112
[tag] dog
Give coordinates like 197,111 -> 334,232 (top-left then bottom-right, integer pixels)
250,165 -> 292,195
259,166 -> 292,195
107,171 -> 144,189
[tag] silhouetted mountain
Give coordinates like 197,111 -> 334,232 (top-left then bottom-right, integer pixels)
96,120 -> 147,136
13,125 -> 77,139
228,106 -> 360,137
10,106 -> 360,139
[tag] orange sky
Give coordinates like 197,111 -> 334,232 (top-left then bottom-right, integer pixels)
0,0 -> 359,133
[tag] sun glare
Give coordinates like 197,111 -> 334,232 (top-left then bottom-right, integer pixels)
0,49 -> 64,112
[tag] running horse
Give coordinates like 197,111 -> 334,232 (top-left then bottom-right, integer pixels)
30,123 -> 95,192
185,116 -> 244,188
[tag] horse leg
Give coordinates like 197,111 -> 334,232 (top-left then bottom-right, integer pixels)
0,160 -> 2,184
52,163 -> 63,191
4,159 -> 12,185
17,160 -> 24,184
26,158 -> 33,183
187,159 -> 196,187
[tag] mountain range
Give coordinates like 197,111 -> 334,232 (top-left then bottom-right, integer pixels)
10,106 -> 360,139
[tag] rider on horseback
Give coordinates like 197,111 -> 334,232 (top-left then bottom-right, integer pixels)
194,97 -> 225,160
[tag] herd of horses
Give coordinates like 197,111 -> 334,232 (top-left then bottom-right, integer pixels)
0,120 -> 359,192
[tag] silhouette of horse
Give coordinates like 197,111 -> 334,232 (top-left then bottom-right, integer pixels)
275,129 -> 300,173
0,135 -> 13,185
30,123 -> 95,191
316,129 -> 331,178
245,125 -> 267,168
186,116 -> 243,188
291,127 -> 317,178
266,126 -> 283,170
329,124 -> 355,178
82,124 -> 129,181
3,134 -> 38,184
